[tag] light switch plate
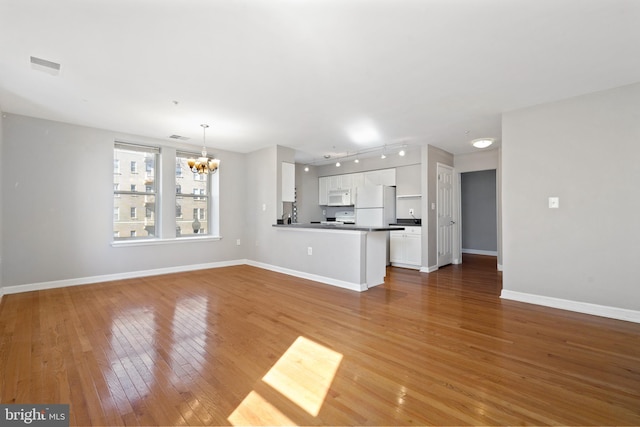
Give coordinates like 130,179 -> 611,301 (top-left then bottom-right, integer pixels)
548,197 -> 559,208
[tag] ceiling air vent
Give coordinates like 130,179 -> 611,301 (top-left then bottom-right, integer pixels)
169,135 -> 190,141
30,56 -> 61,75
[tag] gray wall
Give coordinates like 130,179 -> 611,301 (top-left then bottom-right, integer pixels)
502,82 -> 640,311
1,114 -> 247,288
295,164 -> 322,223
461,170 -> 497,252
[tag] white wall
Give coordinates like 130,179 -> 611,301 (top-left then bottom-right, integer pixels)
1,114 -> 247,289
502,82 -> 640,314
454,148 -> 499,173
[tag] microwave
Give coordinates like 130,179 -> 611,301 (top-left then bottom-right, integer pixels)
327,189 -> 352,206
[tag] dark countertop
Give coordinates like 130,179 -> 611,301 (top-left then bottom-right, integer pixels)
273,223 -> 405,232
391,218 -> 422,226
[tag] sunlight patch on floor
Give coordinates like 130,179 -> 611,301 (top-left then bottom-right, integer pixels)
262,336 -> 343,417
228,391 -> 296,426
228,336 -> 343,425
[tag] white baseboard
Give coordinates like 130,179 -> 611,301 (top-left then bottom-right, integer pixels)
1,259 -> 366,296
246,260 -> 366,292
390,262 -> 421,270
1,260 -> 247,296
462,248 -> 498,256
501,290 -> 640,324
420,265 -> 438,273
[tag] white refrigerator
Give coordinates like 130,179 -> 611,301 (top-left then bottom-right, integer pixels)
355,185 -> 396,226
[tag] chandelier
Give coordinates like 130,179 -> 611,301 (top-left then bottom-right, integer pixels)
188,124 -> 220,174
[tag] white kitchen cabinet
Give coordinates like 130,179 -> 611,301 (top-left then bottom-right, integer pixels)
390,226 -> 421,269
328,175 -> 341,191
319,176 -> 329,205
327,174 -> 352,191
319,170 -> 393,206
364,168 -> 396,186
379,168 -> 396,186
351,172 -> 364,192
282,162 -> 295,202
340,173 -> 352,190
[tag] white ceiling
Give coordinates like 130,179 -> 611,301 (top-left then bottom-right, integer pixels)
1,0 -> 639,164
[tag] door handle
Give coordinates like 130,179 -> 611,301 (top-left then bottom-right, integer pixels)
450,221 -> 456,225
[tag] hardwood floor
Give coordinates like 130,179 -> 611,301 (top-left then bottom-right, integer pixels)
1,254 -> 639,426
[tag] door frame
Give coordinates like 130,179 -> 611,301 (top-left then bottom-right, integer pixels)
436,163 -> 459,267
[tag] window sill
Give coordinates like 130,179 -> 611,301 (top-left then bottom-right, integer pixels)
112,235 -> 222,247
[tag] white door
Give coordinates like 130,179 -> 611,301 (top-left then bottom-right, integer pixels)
437,163 -> 454,267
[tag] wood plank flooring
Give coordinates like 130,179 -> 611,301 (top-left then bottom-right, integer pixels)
1,254 -> 639,426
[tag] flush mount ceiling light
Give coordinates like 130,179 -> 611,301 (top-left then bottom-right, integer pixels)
188,124 -> 220,174
472,138 -> 494,149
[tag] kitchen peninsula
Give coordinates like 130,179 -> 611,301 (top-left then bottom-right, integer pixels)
272,223 -> 404,292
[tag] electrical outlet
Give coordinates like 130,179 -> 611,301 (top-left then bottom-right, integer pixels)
409,208 -> 414,215
236,239 -> 241,246
307,247 -> 313,256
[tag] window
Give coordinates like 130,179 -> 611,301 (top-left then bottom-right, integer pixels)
176,151 -> 212,237
193,188 -> 205,200
193,208 -> 205,220
114,143 -> 159,241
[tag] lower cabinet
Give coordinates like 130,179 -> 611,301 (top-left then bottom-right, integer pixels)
390,226 -> 421,269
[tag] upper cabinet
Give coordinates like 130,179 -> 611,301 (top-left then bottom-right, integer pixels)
282,162 -> 295,202
363,168 -> 396,186
318,168 -> 397,205
318,176 -> 328,205
351,172 -> 364,191
395,164 -> 421,196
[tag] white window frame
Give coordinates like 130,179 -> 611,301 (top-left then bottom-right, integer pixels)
175,150 -> 217,239
113,142 -> 160,242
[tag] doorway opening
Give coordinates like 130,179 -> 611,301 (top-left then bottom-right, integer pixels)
460,170 -> 498,258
